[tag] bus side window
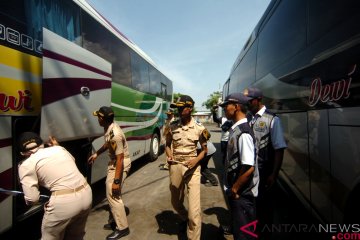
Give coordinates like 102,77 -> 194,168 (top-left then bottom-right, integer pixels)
256,0 -> 306,80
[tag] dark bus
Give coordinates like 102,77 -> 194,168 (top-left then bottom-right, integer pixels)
223,0 -> 360,224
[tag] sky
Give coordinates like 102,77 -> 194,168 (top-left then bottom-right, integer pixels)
86,0 -> 271,110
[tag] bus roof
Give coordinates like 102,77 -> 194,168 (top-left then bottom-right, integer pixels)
73,0 -> 170,79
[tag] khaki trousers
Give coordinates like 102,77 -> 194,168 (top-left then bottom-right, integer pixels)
169,164 -> 201,240
106,160 -> 131,230
42,185 -> 92,240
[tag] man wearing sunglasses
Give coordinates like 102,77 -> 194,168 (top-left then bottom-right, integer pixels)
165,95 -> 210,240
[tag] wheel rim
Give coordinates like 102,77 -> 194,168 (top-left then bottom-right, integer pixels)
152,136 -> 159,155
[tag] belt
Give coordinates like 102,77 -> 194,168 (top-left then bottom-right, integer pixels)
52,182 -> 88,196
174,156 -> 195,162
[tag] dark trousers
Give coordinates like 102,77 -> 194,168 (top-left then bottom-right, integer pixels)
220,141 -> 228,164
200,154 -> 219,185
256,174 -> 275,239
229,196 -> 257,240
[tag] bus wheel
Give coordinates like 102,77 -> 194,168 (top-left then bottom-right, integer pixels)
149,133 -> 159,162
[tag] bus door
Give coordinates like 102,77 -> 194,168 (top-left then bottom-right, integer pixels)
41,28 -> 112,183
40,28 -> 112,142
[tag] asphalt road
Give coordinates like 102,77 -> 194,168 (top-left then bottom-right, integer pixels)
0,123 -> 332,240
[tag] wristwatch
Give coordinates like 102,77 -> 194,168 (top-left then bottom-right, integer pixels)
113,179 -> 121,184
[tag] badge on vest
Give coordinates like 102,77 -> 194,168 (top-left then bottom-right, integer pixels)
254,121 -> 266,132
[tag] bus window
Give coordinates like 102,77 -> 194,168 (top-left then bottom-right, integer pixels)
82,11 -> 132,88
161,83 -> 167,99
256,0 -> 306,80
308,0 -> 360,44
229,39 -> 257,92
131,51 -> 150,92
27,0 -> 81,44
165,79 -> 173,102
149,65 -> 161,96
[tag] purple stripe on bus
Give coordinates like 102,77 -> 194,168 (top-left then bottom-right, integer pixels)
43,49 -> 112,78
42,78 -> 111,105
126,134 -> 152,141
0,138 -> 11,148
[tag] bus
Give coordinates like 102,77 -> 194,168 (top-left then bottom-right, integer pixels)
223,0 -> 360,224
0,0 -> 173,234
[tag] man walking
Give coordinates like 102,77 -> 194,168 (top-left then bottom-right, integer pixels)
165,95 -> 210,240
160,108 -> 176,170
88,106 -> 131,240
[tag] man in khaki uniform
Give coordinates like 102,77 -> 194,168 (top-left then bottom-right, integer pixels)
18,132 -> 92,240
88,106 -> 131,240
165,95 -> 209,240
160,108 -> 175,170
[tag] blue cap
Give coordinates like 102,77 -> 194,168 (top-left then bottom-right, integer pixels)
243,88 -> 263,99
219,92 -> 251,107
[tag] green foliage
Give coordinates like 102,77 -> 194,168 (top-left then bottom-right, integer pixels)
202,91 -> 222,112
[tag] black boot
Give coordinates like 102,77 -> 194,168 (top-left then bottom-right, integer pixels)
106,228 -> 130,240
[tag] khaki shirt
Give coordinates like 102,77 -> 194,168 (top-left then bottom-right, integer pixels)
105,122 -> 131,166
169,117 -> 205,160
18,146 -> 86,204
164,116 -> 175,137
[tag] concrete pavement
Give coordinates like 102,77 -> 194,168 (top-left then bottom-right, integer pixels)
84,123 -> 233,240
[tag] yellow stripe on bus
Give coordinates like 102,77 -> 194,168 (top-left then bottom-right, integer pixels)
0,77 -> 42,115
0,45 -> 42,76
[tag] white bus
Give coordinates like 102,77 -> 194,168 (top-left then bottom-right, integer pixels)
223,0 -> 360,224
0,0 -> 172,235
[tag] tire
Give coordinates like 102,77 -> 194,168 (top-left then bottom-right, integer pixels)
149,133 -> 159,162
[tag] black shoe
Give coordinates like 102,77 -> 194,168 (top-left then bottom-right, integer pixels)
219,225 -> 232,235
211,181 -> 219,186
106,228 -> 130,240
178,220 -> 187,233
103,221 -> 116,230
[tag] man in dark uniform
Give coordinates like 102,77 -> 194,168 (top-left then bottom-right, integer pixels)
244,88 -> 287,239
220,92 -> 259,240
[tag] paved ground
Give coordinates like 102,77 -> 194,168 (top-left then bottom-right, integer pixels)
1,123 -> 330,240
84,123 -> 233,240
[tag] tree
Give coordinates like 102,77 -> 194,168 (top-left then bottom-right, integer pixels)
202,91 -> 222,112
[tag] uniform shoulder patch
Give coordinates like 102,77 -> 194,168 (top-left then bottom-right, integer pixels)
110,140 -> 117,151
202,128 -> 211,140
109,130 -> 114,139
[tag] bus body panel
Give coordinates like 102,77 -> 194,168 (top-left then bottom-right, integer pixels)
0,117 -> 13,233
41,28 -> 112,142
0,45 -> 42,116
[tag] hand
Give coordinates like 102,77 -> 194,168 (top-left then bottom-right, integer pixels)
266,175 -> 276,190
184,158 -> 197,169
88,153 -> 98,164
48,136 -> 59,146
231,187 -> 240,199
167,156 -> 175,164
111,183 -> 120,199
